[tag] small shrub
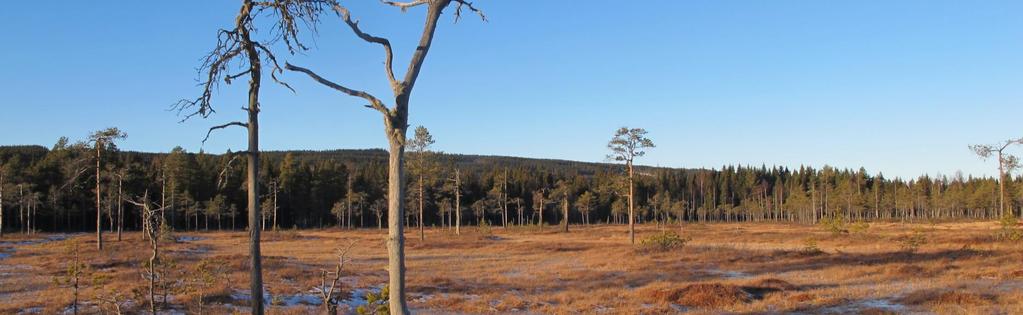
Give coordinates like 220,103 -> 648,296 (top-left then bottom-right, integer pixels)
800,238 -> 823,256
995,214 -> 1023,241
640,231 -> 691,252
899,228 -> 927,253
849,221 -> 870,234
819,216 -> 848,235
476,220 -> 493,237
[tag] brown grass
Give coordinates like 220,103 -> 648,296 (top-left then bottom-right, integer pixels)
1,222 -> 1022,314
900,289 -> 995,306
652,283 -> 751,307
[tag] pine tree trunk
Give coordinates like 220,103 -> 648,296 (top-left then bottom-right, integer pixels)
419,175 -> 424,241
386,129 -> 409,315
0,173 -> 4,238
562,192 -> 569,233
117,177 -> 123,241
242,10 -> 265,309
628,162 -> 635,244
455,169 -> 461,236
96,144 -> 103,250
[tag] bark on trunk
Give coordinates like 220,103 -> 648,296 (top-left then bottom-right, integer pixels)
562,192 -> 569,233
628,162 -> 635,244
1,173 -> 4,238
117,176 -> 123,241
386,132 -> 409,315
419,175 -> 424,240
240,2 -> 265,309
96,144 -> 103,250
455,169 -> 461,236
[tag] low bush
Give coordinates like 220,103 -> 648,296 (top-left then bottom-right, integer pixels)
819,216 -> 848,235
849,221 -> 870,234
800,238 -> 823,256
639,231 -> 691,252
898,228 -> 927,253
995,214 -> 1023,241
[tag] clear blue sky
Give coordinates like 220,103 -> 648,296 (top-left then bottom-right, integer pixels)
1,1 -> 1021,179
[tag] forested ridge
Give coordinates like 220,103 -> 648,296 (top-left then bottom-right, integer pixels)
0,138 -> 1010,234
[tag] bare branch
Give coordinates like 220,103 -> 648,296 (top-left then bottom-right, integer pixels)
400,2 -> 445,93
452,0 -> 487,23
284,62 -> 389,114
252,41 -> 296,92
203,121 -> 249,145
381,0 -> 429,11
335,4 -> 399,90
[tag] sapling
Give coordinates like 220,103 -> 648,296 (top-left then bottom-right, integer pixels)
320,241 -> 356,314
52,240 -> 88,315
193,257 -> 227,314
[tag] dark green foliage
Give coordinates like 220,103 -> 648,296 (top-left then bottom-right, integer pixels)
819,216 -> 848,235
995,214 -> 1022,241
639,231 -> 690,252
899,228 -> 928,253
356,286 -> 389,315
801,238 -> 824,256
0,138 -> 1016,233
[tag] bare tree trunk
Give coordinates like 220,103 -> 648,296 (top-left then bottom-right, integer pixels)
538,193 -> 544,230
562,191 -> 569,233
628,162 -> 635,244
272,181 -> 278,232
117,176 -> 123,241
998,152 -> 1006,217
419,174 -> 424,241
241,6 -> 265,309
96,144 -> 103,250
455,169 -> 461,236
386,133 -> 409,315
0,173 -> 4,238
502,169 -> 508,228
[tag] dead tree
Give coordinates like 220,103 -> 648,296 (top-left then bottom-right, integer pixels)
532,187 -> 549,230
0,170 -> 4,238
971,138 -> 1023,218
285,2 -> 484,312
174,1 -> 332,313
320,241 -> 356,314
448,169 -> 463,235
88,128 -> 127,250
126,191 -> 165,315
607,127 -> 655,244
502,169 -> 509,228
113,169 -> 125,241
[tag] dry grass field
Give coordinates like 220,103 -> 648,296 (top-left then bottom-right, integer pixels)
2,222 -> 1022,314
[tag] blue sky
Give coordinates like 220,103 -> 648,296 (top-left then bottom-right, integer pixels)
1,1 -> 1021,179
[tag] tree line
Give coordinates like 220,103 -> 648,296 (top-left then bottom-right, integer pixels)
1,135 -> 1015,236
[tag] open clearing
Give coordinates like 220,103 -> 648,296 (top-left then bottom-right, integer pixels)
1,222 -> 1022,314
